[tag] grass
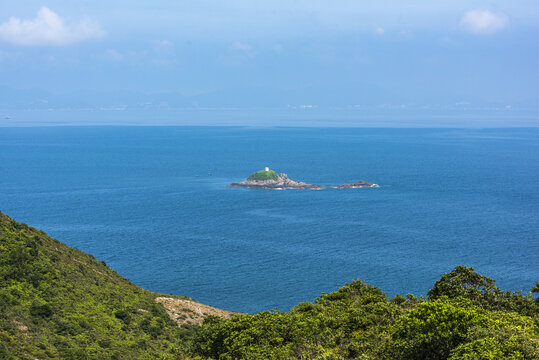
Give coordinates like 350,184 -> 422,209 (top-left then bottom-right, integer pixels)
247,169 -> 279,181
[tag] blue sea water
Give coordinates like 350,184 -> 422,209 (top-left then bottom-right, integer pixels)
0,126 -> 538,313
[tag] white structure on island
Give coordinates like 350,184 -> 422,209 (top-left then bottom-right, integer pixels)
265,167 -> 269,171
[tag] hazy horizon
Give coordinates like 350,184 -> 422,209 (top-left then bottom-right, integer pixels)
1,1 -> 538,127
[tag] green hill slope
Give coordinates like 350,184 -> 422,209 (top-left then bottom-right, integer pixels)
1,210 -> 538,359
0,211 -> 186,359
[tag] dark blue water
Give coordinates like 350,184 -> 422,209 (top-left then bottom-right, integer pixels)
1,127 -> 538,313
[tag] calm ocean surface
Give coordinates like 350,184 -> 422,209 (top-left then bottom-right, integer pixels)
0,127 -> 538,313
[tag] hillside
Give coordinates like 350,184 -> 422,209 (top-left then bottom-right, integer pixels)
1,210 -> 538,359
0,211 -> 219,359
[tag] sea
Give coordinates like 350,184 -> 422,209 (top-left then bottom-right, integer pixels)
0,126 -> 538,313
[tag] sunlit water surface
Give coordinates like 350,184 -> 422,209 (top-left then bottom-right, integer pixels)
1,127 -> 537,312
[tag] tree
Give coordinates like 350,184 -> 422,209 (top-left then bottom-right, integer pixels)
428,265 -> 498,301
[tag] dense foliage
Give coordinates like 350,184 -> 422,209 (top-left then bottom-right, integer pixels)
0,211 -> 186,359
188,269 -> 538,359
247,170 -> 279,181
1,210 -> 537,359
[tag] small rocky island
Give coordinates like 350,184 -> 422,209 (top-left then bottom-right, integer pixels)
230,168 -> 378,189
230,168 -> 324,189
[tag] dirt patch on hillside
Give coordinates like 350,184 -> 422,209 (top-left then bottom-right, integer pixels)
156,297 -> 238,326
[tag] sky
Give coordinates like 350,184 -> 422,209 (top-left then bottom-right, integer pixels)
0,1 -> 538,126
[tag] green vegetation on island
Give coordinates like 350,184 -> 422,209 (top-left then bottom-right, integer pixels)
246,169 -> 279,181
1,210 -> 538,359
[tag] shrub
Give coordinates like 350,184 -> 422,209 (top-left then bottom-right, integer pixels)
247,170 -> 279,181
30,302 -> 53,318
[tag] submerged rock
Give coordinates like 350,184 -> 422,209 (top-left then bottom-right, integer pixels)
331,181 -> 379,188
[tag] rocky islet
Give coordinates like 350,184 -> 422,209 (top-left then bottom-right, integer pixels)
230,170 -> 378,189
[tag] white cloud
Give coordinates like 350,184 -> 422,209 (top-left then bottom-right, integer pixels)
153,39 -> 174,52
104,49 -> 124,62
0,7 -> 104,46
231,41 -> 257,57
375,27 -> 385,36
151,40 -> 177,65
460,10 -> 508,34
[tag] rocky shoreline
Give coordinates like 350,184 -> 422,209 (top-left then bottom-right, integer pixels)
230,173 -> 378,190
230,173 -> 324,189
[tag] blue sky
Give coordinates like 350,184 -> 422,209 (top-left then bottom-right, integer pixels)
0,1 -> 538,126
